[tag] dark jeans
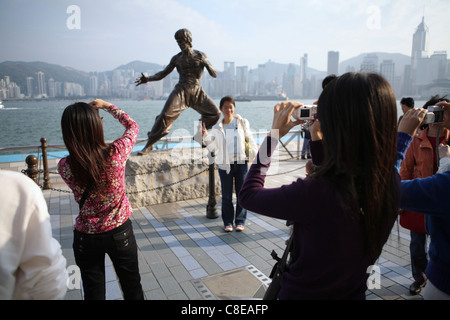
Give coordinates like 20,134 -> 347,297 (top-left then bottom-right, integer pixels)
73,219 -> 144,300
410,230 -> 428,282
301,138 -> 311,157
218,162 -> 248,227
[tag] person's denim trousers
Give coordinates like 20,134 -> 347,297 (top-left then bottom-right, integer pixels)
218,162 -> 248,227
410,230 -> 428,282
73,219 -> 144,300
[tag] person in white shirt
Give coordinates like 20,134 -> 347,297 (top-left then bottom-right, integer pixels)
201,96 -> 257,232
0,170 -> 67,299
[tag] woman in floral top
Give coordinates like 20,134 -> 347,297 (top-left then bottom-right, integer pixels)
58,99 -> 143,300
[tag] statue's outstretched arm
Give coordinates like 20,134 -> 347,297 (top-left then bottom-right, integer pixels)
135,55 -> 177,86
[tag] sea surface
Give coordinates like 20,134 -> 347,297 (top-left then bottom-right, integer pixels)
0,99 -> 316,149
0,98 -> 425,156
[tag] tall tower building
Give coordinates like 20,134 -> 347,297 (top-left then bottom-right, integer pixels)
411,16 -> 430,93
411,16 -> 429,69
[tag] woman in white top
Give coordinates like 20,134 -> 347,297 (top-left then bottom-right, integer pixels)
202,96 -> 257,232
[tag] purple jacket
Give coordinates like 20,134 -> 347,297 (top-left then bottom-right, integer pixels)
239,136 -> 398,299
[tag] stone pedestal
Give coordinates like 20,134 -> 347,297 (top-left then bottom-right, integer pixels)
125,147 -> 220,207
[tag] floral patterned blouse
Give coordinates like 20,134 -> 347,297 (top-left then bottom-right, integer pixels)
58,105 -> 139,234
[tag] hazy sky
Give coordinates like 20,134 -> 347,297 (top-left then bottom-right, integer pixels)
1,0 -> 449,73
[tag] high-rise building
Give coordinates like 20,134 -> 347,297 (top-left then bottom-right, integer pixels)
4,76 -> 10,87
380,60 -> 395,84
411,17 -> 429,69
48,78 -> 56,98
300,54 -> 308,97
327,51 -> 339,75
224,62 -> 235,78
283,64 -> 296,98
36,71 -> 46,97
380,59 -> 400,95
410,16 -> 430,93
360,54 -> 378,73
429,51 -> 447,80
89,74 -> 98,96
26,76 -> 34,98
236,66 -> 249,96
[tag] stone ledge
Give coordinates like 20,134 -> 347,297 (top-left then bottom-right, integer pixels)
126,147 -> 220,207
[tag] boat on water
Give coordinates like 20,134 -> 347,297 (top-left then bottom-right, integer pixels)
0,100 -> 3,108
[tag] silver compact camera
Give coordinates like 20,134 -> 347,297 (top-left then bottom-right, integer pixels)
423,105 -> 444,125
292,105 -> 318,121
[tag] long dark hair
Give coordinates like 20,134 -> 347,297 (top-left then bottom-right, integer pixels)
61,102 -> 109,190
314,72 -> 399,263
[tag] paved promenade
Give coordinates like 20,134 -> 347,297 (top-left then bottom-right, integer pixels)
1,154 -> 424,301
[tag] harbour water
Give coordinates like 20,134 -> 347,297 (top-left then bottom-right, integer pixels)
0,98 -> 424,152
0,99 -> 316,148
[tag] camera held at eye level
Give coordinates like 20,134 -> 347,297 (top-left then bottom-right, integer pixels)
423,105 -> 444,125
292,105 -> 318,121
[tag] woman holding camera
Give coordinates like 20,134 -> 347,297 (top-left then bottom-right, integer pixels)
58,99 -> 144,300
239,72 -> 400,299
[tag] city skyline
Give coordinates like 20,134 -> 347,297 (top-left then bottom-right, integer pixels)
0,51 -> 410,99
0,48 -> 443,101
1,0 -> 450,73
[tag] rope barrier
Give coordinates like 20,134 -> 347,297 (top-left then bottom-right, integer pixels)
23,164 -> 214,195
25,157 -> 307,194
19,136 -> 308,194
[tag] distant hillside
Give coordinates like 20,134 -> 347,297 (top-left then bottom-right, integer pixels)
254,59 -> 326,81
114,60 -> 164,72
104,60 -> 165,78
339,52 -> 411,76
0,60 -> 166,90
0,61 -> 90,89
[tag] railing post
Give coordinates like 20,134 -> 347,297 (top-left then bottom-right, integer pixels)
40,137 -> 51,190
206,150 -> 219,219
25,154 -> 39,184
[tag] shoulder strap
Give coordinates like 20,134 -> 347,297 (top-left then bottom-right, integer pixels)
239,118 -> 249,137
268,232 -> 294,279
281,233 -> 294,262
